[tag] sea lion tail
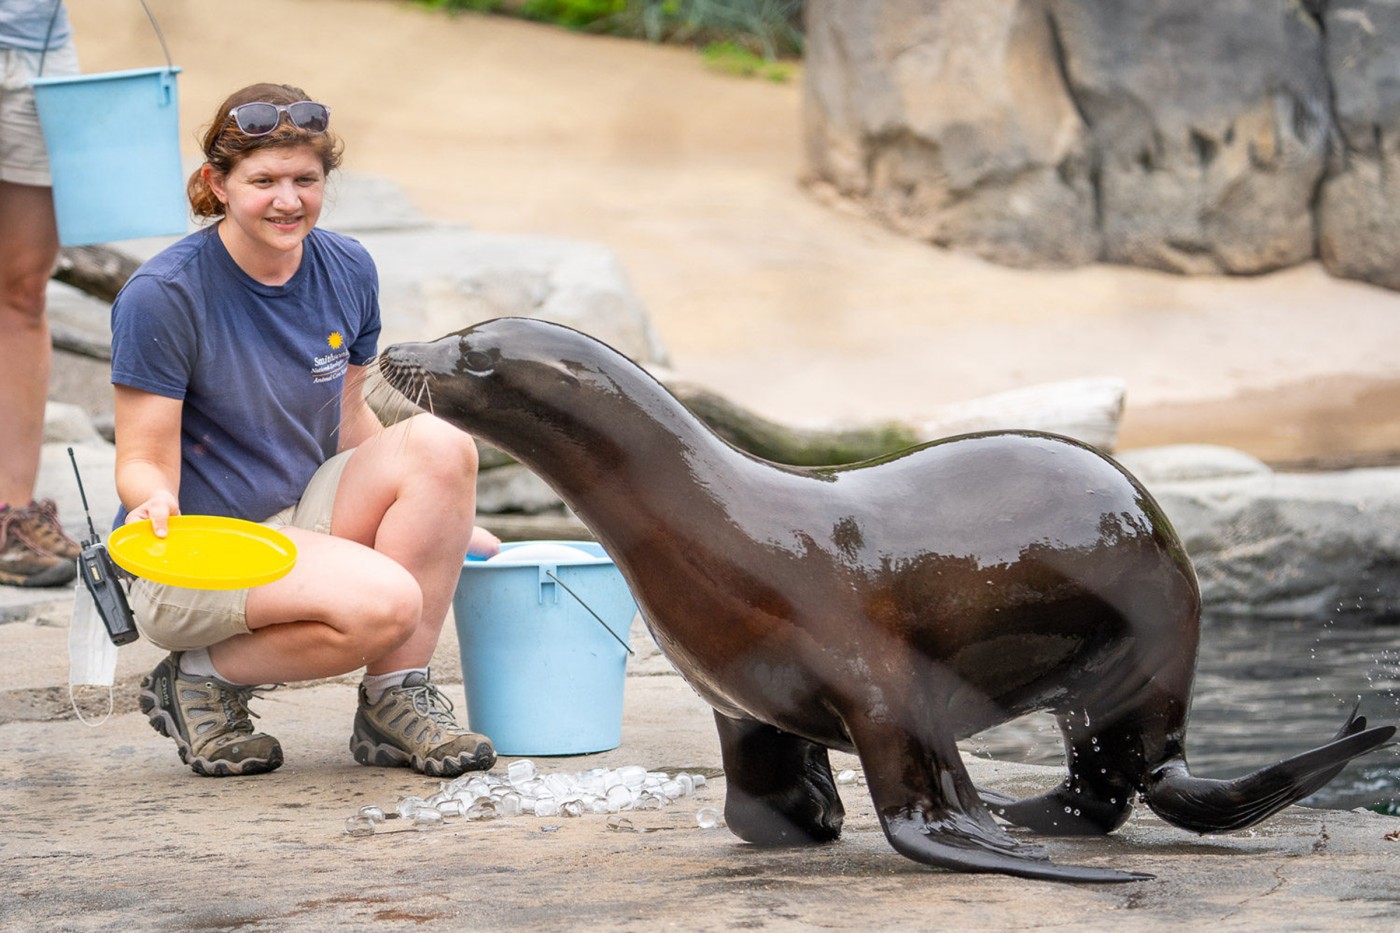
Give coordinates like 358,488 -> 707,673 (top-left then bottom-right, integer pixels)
1142,706 -> 1395,834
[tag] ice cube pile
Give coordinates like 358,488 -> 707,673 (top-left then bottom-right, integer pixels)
344,759 -> 713,836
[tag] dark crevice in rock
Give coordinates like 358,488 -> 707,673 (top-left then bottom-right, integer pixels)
1043,2 -> 1103,250
1190,130 -> 1219,170
1300,0 -> 1329,33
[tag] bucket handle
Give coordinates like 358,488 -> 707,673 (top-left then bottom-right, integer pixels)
39,0 -> 175,77
543,570 -> 636,656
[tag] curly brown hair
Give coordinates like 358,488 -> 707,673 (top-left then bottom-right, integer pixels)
187,82 -> 344,219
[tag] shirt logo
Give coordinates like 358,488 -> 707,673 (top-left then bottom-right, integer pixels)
311,331 -> 350,384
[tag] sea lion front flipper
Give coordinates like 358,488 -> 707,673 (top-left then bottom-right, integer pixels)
713,712 -> 844,846
846,713 -> 1151,883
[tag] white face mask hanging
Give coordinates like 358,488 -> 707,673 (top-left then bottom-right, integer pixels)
69,581 -> 119,726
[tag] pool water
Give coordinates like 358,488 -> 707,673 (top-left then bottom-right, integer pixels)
968,615 -> 1400,813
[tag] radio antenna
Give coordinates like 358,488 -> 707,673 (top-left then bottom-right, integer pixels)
67,446 -> 100,546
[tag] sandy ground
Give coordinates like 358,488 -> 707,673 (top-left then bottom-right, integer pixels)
7,604 -> 1400,932
62,0 -> 1400,467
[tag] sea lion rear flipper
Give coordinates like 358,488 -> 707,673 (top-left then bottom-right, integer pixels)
713,712 -> 845,846
977,713 -> 1142,836
846,713 -> 1152,883
1144,709 -> 1396,834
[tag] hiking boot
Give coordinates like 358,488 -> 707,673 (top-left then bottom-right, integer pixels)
0,504 -> 77,588
14,498 -> 82,561
139,653 -> 284,777
350,670 -> 495,777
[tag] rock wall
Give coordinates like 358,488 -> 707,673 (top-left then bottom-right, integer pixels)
803,0 -> 1400,288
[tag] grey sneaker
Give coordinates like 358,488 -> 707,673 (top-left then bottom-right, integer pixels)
0,504 -> 76,588
139,653 -> 283,777
350,671 -> 495,777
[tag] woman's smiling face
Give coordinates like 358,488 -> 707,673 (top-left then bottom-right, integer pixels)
207,143 -> 325,277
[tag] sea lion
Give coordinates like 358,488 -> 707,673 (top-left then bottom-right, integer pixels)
379,318 -> 1394,884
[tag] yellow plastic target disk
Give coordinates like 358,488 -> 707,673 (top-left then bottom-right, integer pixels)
108,515 -> 297,590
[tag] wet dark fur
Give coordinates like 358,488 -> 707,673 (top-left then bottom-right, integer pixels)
380,318 -> 1394,883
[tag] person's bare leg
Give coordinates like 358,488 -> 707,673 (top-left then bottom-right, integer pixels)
210,529 -> 422,684
209,414 -> 478,683
327,413 -> 479,673
0,181 -> 59,508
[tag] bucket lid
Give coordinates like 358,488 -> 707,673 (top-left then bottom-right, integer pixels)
483,541 -> 608,566
30,65 -> 181,89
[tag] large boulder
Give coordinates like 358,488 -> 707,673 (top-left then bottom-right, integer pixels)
804,0 -> 1400,290
1317,0 -> 1400,290
1120,446 -> 1400,621
803,0 -> 1100,266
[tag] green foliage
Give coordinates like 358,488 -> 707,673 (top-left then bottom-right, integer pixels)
416,0 -> 505,13
521,0 -> 628,29
417,0 -> 805,79
651,0 -> 804,59
506,0 -> 805,60
701,40 -> 792,82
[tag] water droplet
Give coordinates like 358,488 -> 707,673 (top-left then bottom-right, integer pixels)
696,807 -> 723,829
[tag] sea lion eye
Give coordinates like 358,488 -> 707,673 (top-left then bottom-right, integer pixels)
462,348 -> 496,376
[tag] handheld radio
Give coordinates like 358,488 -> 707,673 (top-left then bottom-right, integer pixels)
67,447 -> 138,646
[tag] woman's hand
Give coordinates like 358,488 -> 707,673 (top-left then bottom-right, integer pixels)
114,386 -> 185,539
124,490 -> 181,538
467,525 -> 501,560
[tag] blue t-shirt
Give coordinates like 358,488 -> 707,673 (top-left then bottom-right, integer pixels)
0,1 -> 71,50
110,226 -> 381,523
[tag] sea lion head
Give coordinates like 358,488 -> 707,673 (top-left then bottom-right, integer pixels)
378,316 -> 652,455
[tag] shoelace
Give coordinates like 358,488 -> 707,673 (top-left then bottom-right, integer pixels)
24,493 -> 66,529
23,498 -> 61,527
22,499 -> 73,543
216,683 -> 281,733
404,682 -> 461,728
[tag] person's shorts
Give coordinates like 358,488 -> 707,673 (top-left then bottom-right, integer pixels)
128,450 -> 354,652
0,42 -> 79,186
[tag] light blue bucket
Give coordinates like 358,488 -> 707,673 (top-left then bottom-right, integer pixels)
30,66 -> 187,247
453,541 -> 637,756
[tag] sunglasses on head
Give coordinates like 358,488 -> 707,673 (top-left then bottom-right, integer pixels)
227,100 -> 331,136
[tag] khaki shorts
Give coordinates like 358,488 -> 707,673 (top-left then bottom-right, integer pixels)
0,42 -> 80,186
129,451 -> 354,652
